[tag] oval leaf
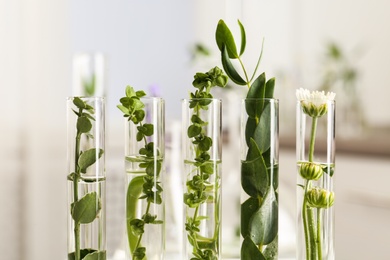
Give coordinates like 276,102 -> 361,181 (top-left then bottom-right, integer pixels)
78,148 -> 104,173
247,72 -> 266,99
71,192 -> 101,224
241,150 -> 268,197
221,45 -> 247,85
248,187 -> 278,245
245,117 -> 257,147
253,103 -> 271,152
215,19 -> 238,59
77,116 -> 92,134
241,197 -> 259,238
241,236 -> 266,260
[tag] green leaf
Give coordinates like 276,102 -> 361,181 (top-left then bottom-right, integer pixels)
247,73 -> 266,99
126,176 -> 144,253
126,86 -> 136,97
78,148 -> 104,173
221,45 -> 247,86
142,123 -> 154,136
265,77 -> 275,98
245,117 -> 257,147
246,138 -> 262,161
188,124 -> 202,138
241,148 -> 268,197
248,187 -> 278,245
83,250 -> 107,260
73,97 -> 86,109
253,103 -> 271,152
117,104 -> 129,115
77,116 -> 92,134
68,249 -> 98,260
241,236 -> 266,260
215,19 -> 238,59
241,197 -> 259,238
71,192 -> 101,224
238,19 -> 246,56
263,235 -> 278,259
136,90 -> 146,98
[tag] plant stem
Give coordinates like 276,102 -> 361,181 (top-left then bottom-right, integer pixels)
74,132 -> 81,260
133,201 -> 151,258
302,180 -> 311,259
309,117 -> 318,162
317,208 -> 323,260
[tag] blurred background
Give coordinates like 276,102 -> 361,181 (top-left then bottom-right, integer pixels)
1,0 -> 389,259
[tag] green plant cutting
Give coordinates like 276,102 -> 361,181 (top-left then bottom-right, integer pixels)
117,86 -> 163,260
68,97 -> 105,260
184,66 -> 228,260
215,19 -> 278,259
296,88 -> 335,260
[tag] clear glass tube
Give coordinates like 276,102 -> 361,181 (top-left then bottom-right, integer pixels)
67,97 -> 106,260
124,97 -> 165,260
240,98 -> 279,259
296,100 -> 335,260
182,98 -> 222,260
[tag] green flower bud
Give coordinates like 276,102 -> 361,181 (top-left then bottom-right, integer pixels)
299,162 -> 324,180
306,187 -> 335,209
302,102 -> 328,118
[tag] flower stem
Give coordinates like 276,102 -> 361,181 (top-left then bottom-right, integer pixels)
317,208 -> 323,260
302,180 -> 311,259
309,117 -> 318,162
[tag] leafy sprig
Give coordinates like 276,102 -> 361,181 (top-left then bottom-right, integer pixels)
215,19 -> 278,259
69,97 -> 105,260
117,86 -> 163,260
184,67 -> 227,260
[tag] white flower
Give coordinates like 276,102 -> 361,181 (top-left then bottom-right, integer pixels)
296,88 -> 336,117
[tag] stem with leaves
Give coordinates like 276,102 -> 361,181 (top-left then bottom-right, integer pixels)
68,97 -> 105,260
215,19 -> 278,259
117,86 -> 163,260
184,67 -> 227,260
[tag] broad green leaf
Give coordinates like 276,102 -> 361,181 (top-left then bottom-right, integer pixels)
221,45 -> 247,86
78,148 -> 104,173
265,78 -> 275,98
83,250 -> 107,260
143,123 -> 154,136
77,116 -> 92,134
253,103 -> 271,152
71,192 -> 101,224
241,153 -> 268,197
245,117 -> 257,147
238,19 -> 246,56
241,236 -> 266,260
248,187 -> 278,245
215,19 -> 238,58
73,97 -> 86,109
188,124 -> 201,138
126,176 -> 144,253
241,197 -> 259,238
263,235 -> 278,259
246,138 -> 261,161
247,73 -> 266,99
